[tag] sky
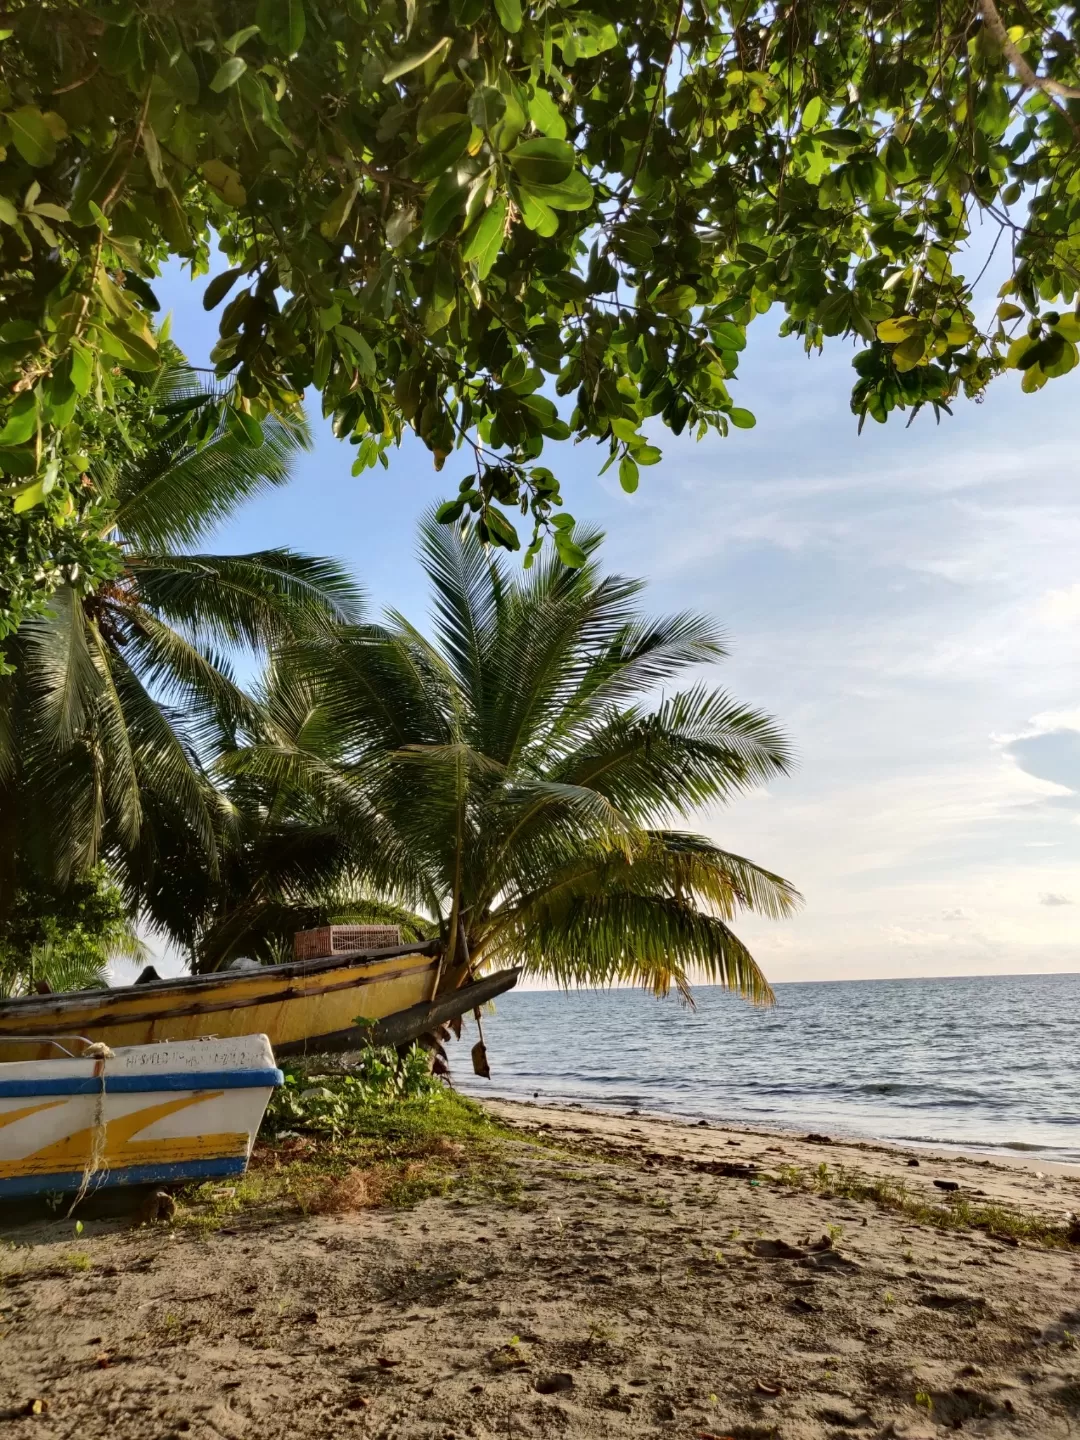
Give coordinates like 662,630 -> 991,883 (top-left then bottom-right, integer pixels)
145,258 -> 1080,987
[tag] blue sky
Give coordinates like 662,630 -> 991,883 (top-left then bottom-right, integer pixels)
149,261 -> 1080,985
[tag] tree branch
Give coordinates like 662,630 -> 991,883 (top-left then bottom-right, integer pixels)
978,0 -> 1080,142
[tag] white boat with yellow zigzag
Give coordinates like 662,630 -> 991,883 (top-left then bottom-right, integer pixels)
0,1035 -> 282,1199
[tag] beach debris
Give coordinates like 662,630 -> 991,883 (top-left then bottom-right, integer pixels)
933,1179 -> 960,1193
24,1398 -> 49,1416
754,1379 -> 782,1396
804,1133 -> 833,1144
749,1237 -> 807,1260
819,1402 -> 873,1427
534,1372 -> 574,1394
907,1158 -> 921,1167
697,1159 -> 759,1179
787,1296 -> 822,1314
804,1248 -> 861,1274
375,1355 -> 401,1368
94,1352 -> 112,1369
1066,1213 -> 1080,1244
918,1291 -> 986,1312
136,1190 -> 176,1226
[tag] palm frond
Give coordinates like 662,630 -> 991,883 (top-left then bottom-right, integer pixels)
130,551 -> 364,646
20,586 -> 100,751
109,369 -> 311,551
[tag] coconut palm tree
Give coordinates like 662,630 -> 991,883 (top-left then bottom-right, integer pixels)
0,366 -> 362,931
162,658 -> 435,969
223,514 -> 799,1003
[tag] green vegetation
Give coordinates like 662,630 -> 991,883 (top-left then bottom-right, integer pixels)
772,1159 -> 1079,1249
178,1077 -> 520,1232
265,1046 -> 445,1136
0,364 -> 360,948
1,369 -> 795,996
0,862 -> 142,997
220,512 -> 799,997
4,0 -> 1080,645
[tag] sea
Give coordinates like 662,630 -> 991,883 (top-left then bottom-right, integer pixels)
458,972 -> 1080,1165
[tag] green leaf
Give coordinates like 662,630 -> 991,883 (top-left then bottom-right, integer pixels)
201,159 -> 247,207
654,285 -> 697,314
711,321 -> 746,351
494,0 -> 522,33
469,86 -> 507,131
0,392 -> 38,446
258,0 -> 306,54
508,137 -> 576,187
553,529 -> 587,568
383,37 -> 451,84
435,497 -> 466,523
422,170 -> 468,241
528,87 -> 566,140
409,118 -> 472,183
69,344 -> 93,396
818,128 -> 861,149
521,170 -> 593,211
7,106 -> 56,167
227,407 -> 265,446
517,188 -> 558,236
728,407 -> 756,429
618,455 -> 639,493
335,324 -> 377,375
0,446 -> 36,476
483,505 -> 521,549
319,178 -> 361,239
876,316 -> 921,343
203,267 -> 246,311
210,56 -> 248,92
461,196 -> 507,280
801,95 -> 823,129
11,477 -> 47,513
226,24 -> 262,52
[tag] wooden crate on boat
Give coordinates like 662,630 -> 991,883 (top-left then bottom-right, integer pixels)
293,925 -> 401,960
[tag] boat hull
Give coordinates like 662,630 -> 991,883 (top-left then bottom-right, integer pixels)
0,1035 -> 282,1198
0,944 -> 440,1064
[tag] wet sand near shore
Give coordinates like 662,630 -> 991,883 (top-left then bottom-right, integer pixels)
1,1101 -> 1078,1440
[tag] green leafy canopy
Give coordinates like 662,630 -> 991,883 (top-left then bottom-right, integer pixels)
3,0 -> 1080,636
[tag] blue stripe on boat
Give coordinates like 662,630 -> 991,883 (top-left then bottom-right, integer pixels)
0,1156 -> 250,1198
0,1067 -> 284,1098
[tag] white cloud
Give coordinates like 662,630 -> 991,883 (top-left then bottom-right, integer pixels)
1039,892 -> 1072,907
1037,583 -> 1080,628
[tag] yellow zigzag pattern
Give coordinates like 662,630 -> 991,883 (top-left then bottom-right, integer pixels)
0,1091 -> 248,1180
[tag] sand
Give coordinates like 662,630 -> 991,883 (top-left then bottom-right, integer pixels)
1,1101 -> 1078,1440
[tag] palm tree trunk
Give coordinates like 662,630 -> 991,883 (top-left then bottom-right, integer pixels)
435,916 -> 472,998
0,776 -> 17,933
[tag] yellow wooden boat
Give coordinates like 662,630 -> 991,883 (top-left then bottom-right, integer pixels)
0,942 -> 443,1064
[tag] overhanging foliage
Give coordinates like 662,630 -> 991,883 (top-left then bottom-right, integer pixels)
3,0 -> 1079,640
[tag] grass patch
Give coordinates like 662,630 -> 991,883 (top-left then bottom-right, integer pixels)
176,1086 -> 523,1233
771,1161 -> 1076,1249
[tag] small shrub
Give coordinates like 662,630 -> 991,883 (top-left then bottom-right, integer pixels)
264,1046 -> 441,1137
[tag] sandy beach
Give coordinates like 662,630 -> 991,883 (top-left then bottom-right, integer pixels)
2,1100 -> 1078,1440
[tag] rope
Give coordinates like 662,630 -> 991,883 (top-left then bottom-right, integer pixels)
68,1042 -> 115,1215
